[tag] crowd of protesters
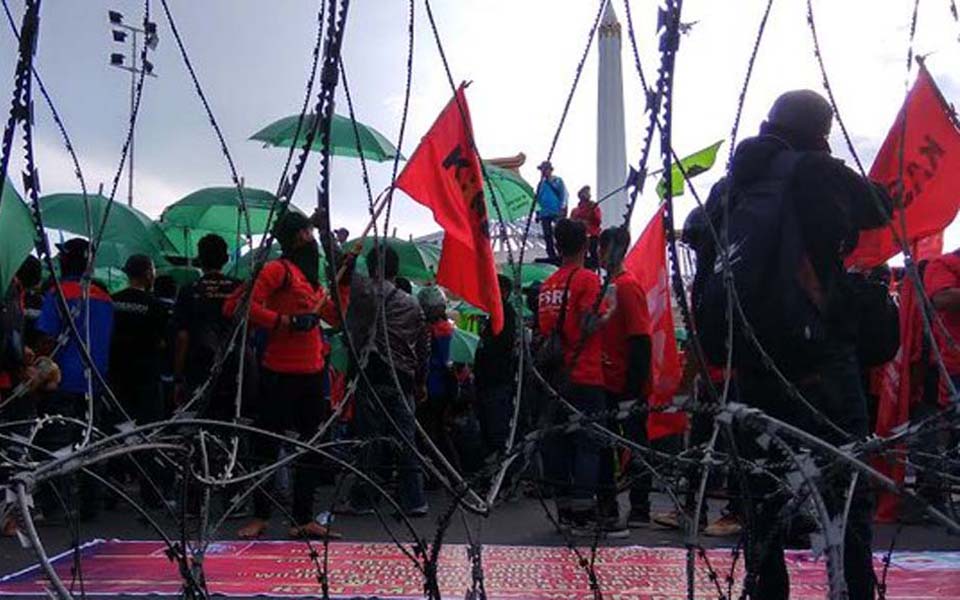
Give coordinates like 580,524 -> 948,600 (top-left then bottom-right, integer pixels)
0,89 -> 958,600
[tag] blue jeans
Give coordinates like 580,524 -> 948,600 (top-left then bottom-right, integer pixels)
349,376 -> 425,512
542,383 -> 605,513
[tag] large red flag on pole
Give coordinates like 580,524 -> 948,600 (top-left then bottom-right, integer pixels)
396,85 -> 504,333
623,207 -> 686,439
847,65 -> 960,268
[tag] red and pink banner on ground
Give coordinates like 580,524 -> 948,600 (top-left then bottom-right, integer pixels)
1,540 -> 959,599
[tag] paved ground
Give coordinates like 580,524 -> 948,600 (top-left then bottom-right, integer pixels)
2,483 -> 957,585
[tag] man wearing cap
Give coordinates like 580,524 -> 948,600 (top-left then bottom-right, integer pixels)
225,211 -> 348,540
696,91 -> 891,599
110,254 -> 172,508
35,238 -> 114,519
569,185 -> 602,269
535,161 -> 569,262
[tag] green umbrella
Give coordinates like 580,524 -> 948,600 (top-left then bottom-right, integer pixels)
158,265 -> 202,288
497,262 -> 556,288
229,243 -> 327,281
450,327 -> 479,364
230,245 -> 280,280
326,331 -> 349,372
483,163 -> 536,222
348,237 -> 440,283
251,113 -> 403,162
92,266 -> 129,294
0,178 -> 36,296
160,187 -> 300,247
160,222 -> 241,259
39,193 -> 176,267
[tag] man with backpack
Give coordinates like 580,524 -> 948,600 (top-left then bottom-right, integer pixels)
225,212 -> 346,540
692,90 -> 891,600
536,218 -> 607,536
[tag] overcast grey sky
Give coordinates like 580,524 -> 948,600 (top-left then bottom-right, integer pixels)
3,1 -> 960,247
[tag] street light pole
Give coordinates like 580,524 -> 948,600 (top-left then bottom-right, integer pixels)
108,10 -> 158,208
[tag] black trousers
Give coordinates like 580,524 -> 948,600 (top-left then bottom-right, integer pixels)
739,346 -> 875,600
114,378 -> 171,505
250,369 -> 327,525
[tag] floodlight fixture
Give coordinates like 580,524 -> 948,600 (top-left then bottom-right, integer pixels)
112,30 -> 126,43
108,10 -> 123,25
109,53 -> 124,66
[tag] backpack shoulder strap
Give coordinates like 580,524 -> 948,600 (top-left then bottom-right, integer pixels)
553,268 -> 579,337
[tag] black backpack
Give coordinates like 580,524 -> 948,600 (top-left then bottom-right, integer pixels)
848,272 -> 900,367
693,151 -> 827,370
534,268 -> 578,388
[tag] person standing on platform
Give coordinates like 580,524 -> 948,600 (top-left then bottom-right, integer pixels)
570,185 -> 602,269
536,161 -> 569,263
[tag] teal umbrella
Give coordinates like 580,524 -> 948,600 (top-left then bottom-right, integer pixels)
158,265 -> 202,288
450,328 -> 479,364
483,163 -> 536,222
92,266 -> 129,294
251,113 -> 403,162
160,222 -> 240,259
326,331 -> 348,372
229,243 -> 327,281
0,179 -> 36,296
160,187 -> 300,249
348,237 -> 440,283
497,262 -> 556,288
39,193 -> 176,267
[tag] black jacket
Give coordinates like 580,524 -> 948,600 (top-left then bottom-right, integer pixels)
699,134 -> 891,345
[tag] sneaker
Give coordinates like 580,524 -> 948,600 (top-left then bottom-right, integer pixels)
396,504 -> 429,519
237,518 -> 269,540
288,521 -> 342,540
600,518 -> 631,539
337,502 -> 375,517
704,514 -> 742,537
627,509 -> 651,528
652,510 -> 682,530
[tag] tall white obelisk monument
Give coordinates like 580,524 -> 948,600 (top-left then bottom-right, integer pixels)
597,2 -> 628,228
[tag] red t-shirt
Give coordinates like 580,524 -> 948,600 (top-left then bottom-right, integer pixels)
923,252 -> 960,375
538,264 -> 605,387
601,270 -> 652,395
224,259 -> 348,374
570,201 -> 602,237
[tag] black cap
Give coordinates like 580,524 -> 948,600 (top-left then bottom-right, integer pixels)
122,254 -> 154,279
56,237 -> 90,260
537,160 -> 553,171
767,90 -> 833,140
272,211 -> 312,251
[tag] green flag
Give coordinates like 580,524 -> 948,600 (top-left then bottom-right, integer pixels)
657,140 -> 723,199
0,178 -> 36,296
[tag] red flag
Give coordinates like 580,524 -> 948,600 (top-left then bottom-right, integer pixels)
913,231 -> 944,261
870,275 -> 923,521
396,86 -> 504,333
848,66 -> 960,268
623,207 -> 687,439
